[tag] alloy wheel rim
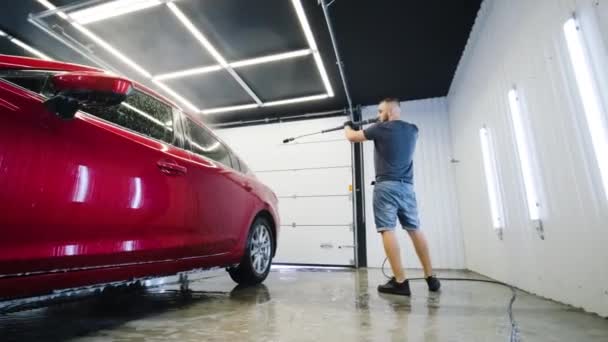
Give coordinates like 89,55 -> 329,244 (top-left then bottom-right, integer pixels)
250,224 -> 271,275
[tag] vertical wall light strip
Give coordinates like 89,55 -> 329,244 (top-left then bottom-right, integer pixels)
508,89 -> 541,220
480,127 -> 505,230
564,18 -> 608,201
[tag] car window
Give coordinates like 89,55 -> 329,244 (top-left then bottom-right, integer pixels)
0,70 -> 55,93
80,90 -> 174,144
0,70 -> 174,144
185,118 -> 232,167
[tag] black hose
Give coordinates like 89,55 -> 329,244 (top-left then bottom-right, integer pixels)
381,257 -> 520,342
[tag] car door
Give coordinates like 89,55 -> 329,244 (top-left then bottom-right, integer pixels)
227,151 -> 263,246
0,74 -> 198,276
181,116 -> 257,255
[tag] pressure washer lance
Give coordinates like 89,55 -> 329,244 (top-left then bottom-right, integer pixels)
282,117 -> 379,144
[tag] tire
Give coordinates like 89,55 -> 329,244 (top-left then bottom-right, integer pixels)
228,217 -> 274,286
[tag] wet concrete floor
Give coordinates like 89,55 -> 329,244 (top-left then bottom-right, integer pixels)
1,268 -> 607,341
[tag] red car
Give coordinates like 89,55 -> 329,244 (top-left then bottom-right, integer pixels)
0,54 -> 279,300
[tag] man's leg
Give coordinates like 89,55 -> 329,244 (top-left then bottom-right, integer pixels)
381,230 -> 406,282
407,229 -> 433,277
377,228 -> 411,296
399,186 -> 440,291
375,183 -> 411,295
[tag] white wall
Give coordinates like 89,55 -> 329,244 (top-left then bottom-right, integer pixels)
448,0 -> 608,316
362,98 -> 466,269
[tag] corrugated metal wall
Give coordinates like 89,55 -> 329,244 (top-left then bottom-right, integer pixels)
448,0 -> 608,316
362,98 -> 466,269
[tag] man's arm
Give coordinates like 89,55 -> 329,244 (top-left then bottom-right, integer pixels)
344,125 -> 367,143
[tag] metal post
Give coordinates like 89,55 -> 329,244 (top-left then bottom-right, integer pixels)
319,0 -> 365,267
352,106 -> 366,267
319,0 -> 353,117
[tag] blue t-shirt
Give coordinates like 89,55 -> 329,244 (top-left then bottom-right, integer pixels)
363,120 -> 418,184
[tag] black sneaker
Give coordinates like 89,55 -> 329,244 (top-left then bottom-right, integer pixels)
378,277 -> 411,296
426,276 -> 441,292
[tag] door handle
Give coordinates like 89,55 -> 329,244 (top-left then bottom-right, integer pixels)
157,160 -> 187,176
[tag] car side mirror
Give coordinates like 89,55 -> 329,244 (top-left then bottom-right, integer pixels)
44,71 -> 133,120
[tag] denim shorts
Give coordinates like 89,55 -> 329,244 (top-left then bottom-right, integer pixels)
373,180 -> 420,232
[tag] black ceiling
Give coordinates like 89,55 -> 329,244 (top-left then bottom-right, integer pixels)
0,0 -> 481,124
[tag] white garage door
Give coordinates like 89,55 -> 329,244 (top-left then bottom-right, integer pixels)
216,117 -> 355,266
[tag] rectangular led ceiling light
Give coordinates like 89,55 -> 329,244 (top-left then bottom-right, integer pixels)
153,65 -> 223,81
152,49 -> 313,81
230,49 -> 312,68
167,2 -> 227,66
507,88 -> 541,221
167,2 -> 262,105
35,0 -> 335,115
71,23 -> 152,78
201,94 -> 330,114
37,0 -> 197,111
37,1 -> 153,78
202,104 -> 259,115
564,18 -> 608,201
152,80 -> 199,113
9,37 -> 52,60
264,94 -> 329,107
37,0 -> 68,19
0,29 -> 52,60
69,0 -> 162,25
291,0 -> 333,97
480,127 -> 505,230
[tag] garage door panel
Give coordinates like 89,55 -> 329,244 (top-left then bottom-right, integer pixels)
279,197 -> 352,226
248,142 -> 351,171
255,167 -> 352,196
216,117 -> 354,265
274,227 -> 354,265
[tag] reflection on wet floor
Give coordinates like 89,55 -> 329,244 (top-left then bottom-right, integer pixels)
1,268 -> 607,342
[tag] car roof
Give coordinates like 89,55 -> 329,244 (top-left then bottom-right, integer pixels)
0,54 -> 188,116
0,55 -> 247,171
0,54 -> 102,73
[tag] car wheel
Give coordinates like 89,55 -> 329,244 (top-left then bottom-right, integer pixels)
228,217 -> 274,286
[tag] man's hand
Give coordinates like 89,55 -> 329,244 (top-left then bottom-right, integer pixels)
344,125 -> 367,143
